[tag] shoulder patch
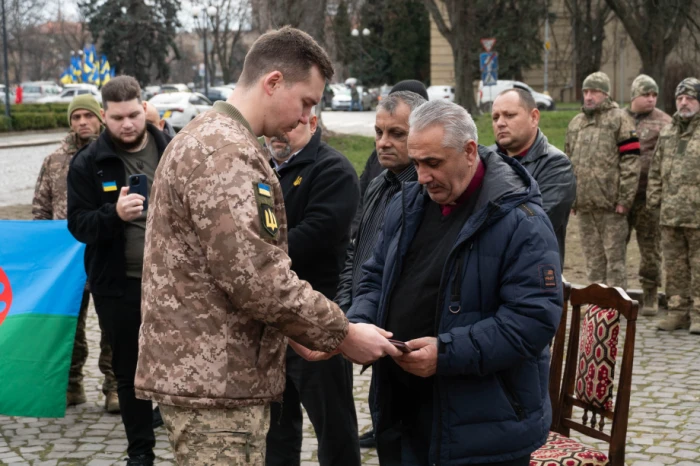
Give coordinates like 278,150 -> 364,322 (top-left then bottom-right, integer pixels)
539,264 -> 558,290
518,204 -> 536,217
253,181 -> 279,240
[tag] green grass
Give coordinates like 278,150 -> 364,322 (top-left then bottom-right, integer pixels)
327,109 -> 580,175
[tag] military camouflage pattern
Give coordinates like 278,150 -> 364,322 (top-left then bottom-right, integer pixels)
675,77 -> 700,99
631,74 -> 659,101
647,112 -> 700,228
627,200 -> 661,288
160,403 -> 269,465
32,132 -> 93,220
135,108 -> 349,409
582,71 -> 611,95
578,210 -> 628,289
626,108 -> 672,198
566,99 -> 641,211
660,226 -> 700,317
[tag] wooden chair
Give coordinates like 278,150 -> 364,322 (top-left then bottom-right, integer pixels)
549,281 -> 571,428
531,283 -> 638,466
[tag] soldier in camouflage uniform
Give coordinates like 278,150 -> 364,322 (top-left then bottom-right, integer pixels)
625,75 -> 672,315
31,94 -> 118,413
134,27 -> 401,466
648,77 -> 700,333
566,71 -> 641,289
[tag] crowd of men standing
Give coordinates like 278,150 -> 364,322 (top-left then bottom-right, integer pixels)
27,24 -> 700,466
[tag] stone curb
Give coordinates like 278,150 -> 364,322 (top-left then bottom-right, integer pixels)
0,137 -> 64,150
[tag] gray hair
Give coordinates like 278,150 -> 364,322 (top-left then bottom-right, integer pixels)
408,100 -> 478,149
378,90 -> 426,114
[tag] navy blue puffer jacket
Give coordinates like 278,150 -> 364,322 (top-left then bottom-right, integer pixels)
348,147 -> 562,465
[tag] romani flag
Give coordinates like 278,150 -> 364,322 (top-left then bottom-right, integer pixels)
0,220 -> 86,418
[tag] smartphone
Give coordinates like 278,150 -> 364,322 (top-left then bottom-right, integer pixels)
128,174 -> 148,211
389,339 -> 412,353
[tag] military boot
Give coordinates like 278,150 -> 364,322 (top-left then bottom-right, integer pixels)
641,285 -> 659,316
104,391 -> 120,414
66,385 -> 87,406
657,311 -> 690,331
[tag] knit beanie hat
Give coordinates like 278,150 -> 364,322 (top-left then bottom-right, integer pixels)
631,74 -> 659,101
675,77 -> 700,100
390,80 -> 429,101
68,94 -> 104,125
582,72 -> 611,95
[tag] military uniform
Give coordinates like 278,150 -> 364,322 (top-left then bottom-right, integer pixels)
625,75 -> 673,314
135,102 -> 349,465
647,78 -> 700,332
566,94 -> 640,289
32,131 -> 117,406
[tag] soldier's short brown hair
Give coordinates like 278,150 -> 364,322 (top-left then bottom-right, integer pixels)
238,26 -> 334,87
101,76 -> 141,109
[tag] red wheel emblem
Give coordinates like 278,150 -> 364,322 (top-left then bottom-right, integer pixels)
0,266 -> 12,327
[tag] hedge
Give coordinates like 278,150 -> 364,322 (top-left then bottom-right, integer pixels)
0,103 -> 71,131
0,115 -> 11,131
10,112 -> 58,131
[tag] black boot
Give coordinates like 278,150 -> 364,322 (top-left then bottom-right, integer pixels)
126,454 -> 154,466
359,428 -> 376,448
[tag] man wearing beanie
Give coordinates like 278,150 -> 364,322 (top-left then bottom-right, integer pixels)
648,77 -> 700,333
625,75 -> 672,316
566,71 -> 640,289
32,94 -> 119,413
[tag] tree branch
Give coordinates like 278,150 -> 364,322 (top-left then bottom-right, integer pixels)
422,0 -> 454,44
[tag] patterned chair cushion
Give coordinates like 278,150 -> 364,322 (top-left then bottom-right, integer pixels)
530,431 -> 609,466
575,304 -> 620,411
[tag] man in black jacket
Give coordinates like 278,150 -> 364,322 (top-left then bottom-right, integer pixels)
490,88 -> 576,265
67,76 -> 171,466
264,107 -> 361,466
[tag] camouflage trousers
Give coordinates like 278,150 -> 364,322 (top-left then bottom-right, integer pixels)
160,403 -> 270,465
578,210 -> 628,289
660,226 -> 700,314
626,198 -> 662,288
68,290 -> 117,394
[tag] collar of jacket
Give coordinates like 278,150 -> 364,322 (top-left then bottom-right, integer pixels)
492,129 -> 550,165
672,110 -> 700,134
273,125 -> 323,173
93,123 -> 171,163
212,101 -> 255,137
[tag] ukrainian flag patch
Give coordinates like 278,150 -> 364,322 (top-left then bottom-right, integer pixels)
257,182 -> 271,197
102,181 -> 117,192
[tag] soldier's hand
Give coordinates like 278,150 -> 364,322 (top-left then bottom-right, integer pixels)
338,323 -> 402,365
615,204 -> 629,215
116,186 -> 146,222
288,340 -> 339,362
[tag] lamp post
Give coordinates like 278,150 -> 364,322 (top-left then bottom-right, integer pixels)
351,27 -> 370,87
2,0 -> 10,122
192,6 -> 217,97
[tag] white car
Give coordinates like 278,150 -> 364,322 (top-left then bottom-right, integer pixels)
427,85 -> 455,102
331,86 -> 373,111
149,92 -> 212,131
478,80 -> 555,112
36,87 -> 102,103
160,84 -> 191,93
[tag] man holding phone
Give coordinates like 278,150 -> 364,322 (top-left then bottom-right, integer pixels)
67,76 -> 172,466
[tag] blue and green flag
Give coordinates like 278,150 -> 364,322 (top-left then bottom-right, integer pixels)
0,220 -> 86,418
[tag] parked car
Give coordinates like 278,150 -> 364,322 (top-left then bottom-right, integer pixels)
0,85 -> 15,106
160,84 -> 191,93
20,81 -> 62,103
331,85 -> 375,111
478,80 -> 555,112
148,92 -> 212,131
427,85 -> 455,102
377,84 -> 392,102
197,86 -> 233,103
36,86 -> 102,103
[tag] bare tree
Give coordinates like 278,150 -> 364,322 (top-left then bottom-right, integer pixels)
203,0 -> 251,84
252,0 -> 328,44
564,0 -> 613,100
5,0 -> 49,82
422,0 -> 479,113
603,0 -> 699,109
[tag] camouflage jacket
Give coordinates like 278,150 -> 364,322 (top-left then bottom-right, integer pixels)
647,112 -> 700,228
32,132 -> 93,220
565,99 -> 640,211
626,107 -> 672,199
135,105 -> 349,409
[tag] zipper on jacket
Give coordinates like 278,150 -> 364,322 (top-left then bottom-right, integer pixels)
496,374 -> 525,421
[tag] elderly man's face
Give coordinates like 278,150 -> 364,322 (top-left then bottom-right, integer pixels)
676,94 -> 700,118
583,89 -> 607,109
266,114 -> 318,162
408,125 -> 478,205
491,92 -> 539,155
375,102 -> 412,173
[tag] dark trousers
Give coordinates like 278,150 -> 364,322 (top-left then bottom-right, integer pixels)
265,350 -> 360,466
93,279 -> 155,458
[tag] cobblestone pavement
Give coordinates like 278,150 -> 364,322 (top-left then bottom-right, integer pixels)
0,144 -> 59,207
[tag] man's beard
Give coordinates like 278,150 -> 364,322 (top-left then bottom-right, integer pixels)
107,126 -> 147,151
268,136 -> 292,161
678,108 -> 698,119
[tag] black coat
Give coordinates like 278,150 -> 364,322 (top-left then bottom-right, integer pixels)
273,127 -> 360,299
66,124 -> 171,297
491,130 -> 576,265
352,150 -> 383,237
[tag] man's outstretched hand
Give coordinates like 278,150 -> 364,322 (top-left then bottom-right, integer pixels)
338,323 -> 402,365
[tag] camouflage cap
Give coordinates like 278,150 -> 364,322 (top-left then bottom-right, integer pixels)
631,74 -> 659,101
675,77 -> 700,100
582,71 -> 611,95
